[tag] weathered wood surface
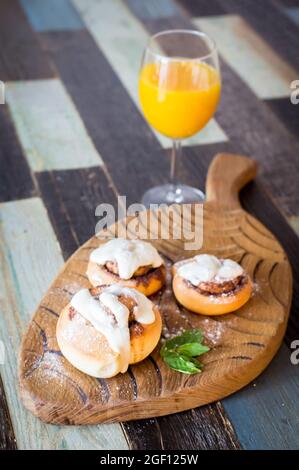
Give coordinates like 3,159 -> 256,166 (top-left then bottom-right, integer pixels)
0,0 -> 54,81
19,154 -> 292,424
6,79 -> 102,171
0,0 -> 298,451
0,106 -> 35,202
20,0 -> 84,32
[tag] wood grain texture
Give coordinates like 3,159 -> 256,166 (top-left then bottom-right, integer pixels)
19,154 -> 292,424
0,198 -> 127,449
36,167 -> 118,260
0,0 -> 54,81
73,0 -> 226,148
0,105 -> 35,202
133,11 -> 299,217
0,375 -> 17,450
6,79 -> 102,172
123,402 -> 240,450
194,14 -> 297,99
20,0 -> 84,32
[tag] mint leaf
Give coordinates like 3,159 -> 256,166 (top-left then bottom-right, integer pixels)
177,343 -> 210,357
160,329 -> 210,375
160,329 -> 203,357
163,352 -> 202,374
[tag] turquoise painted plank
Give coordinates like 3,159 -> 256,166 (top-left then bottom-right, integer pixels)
20,0 -> 84,31
73,0 -> 227,147
285,7 -> 299,27
0,198 -> 128,449
194,15 -> 297,99
126,0 -> 180,19
223,345 -> 299,450
6,79 -> 102,171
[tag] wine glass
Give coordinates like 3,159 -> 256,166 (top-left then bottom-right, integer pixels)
139,29 -> 221,205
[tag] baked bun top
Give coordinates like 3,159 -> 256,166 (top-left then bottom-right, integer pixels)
89,238 -> 163,279
175,254 -> 245,295
68,285 -> 156,373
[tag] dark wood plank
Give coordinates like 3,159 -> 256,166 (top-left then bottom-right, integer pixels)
124,10 -> 299,217
40,30 -> 170,205
0,376 -> 17,450
220,0 -> 299,71
0,0 -> 54,81
266,98 -> 299,140
123,403 -> 240,450
36,167 -> 117,260
178,0 -> 226,16
0,105 -> 35,202
275,0 -> 299,6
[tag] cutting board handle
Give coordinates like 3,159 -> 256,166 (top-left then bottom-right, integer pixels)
206,153 -> 258,208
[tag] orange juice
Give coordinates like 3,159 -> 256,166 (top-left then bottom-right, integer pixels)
139,61 -> 221,139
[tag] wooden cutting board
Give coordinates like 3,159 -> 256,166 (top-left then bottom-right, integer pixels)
19,153 -> 292,425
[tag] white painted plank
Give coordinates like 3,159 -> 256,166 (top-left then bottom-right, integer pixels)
0,198 -> 128,449
6,79 -> 102,171
194,15 -> 297,99
73,0 -> 227,146
223,345 -> 299,449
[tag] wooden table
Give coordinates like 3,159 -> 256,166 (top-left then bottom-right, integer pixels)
0,0 -> 299,450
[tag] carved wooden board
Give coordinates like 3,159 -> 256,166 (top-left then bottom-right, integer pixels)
19,154 -> 292,424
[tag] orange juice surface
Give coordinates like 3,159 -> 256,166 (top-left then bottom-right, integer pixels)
139,61 -> 221,139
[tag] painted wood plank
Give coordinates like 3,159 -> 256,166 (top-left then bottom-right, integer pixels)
0,105 -> 35,202
36,167 -> 118,260
126,0 -> 181,19
266,97 -> 299,140
126,12 -> 299,216
73,0 -> 226,147
194,14 -> 297,99
223,345 -> 299,450
5,79 -> 102,171
0,198 -> 128,449
288,216 -> 299,237
20,0 -> 84,32
123,403 -> 240,450
42,30 -> 170,204
178,0 -> 226,16
220,0 -> 299,72
285,7 -> 299,26
0,0 -> 55,81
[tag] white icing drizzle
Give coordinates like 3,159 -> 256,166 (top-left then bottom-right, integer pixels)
70,285 -> 155,373
178,254 -> 244,286
90,238 -> 163,280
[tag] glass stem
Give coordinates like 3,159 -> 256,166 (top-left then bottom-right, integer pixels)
170,139 -> 182,186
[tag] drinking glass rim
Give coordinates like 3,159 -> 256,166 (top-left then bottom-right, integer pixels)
147,29 -> 218,62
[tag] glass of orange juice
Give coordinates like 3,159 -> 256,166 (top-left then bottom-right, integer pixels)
139,29 -> 221,205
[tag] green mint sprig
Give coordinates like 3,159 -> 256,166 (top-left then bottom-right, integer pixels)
160,329 -> 210,374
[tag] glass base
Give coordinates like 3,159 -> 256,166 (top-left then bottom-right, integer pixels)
141,184 -> 205,206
